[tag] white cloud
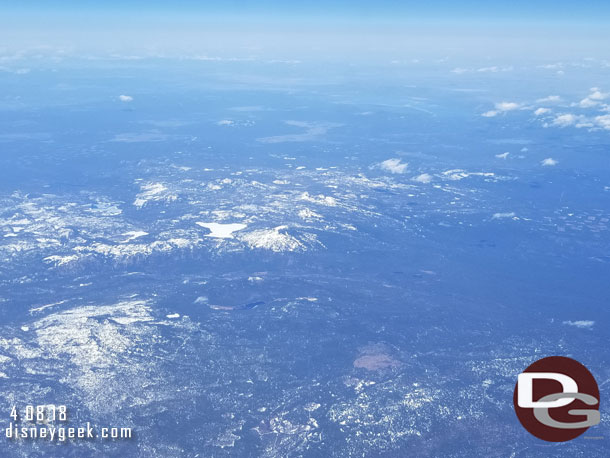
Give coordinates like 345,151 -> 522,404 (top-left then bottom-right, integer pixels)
492,212 -> 516,219
543,109 -> 606,130
412,173 -> 432,183
536,95 -> 561,103
588,88 -> 609,100
441,169 -> 495,181
217,119 -> 234,126
541,158 -> 558,166
563,320 -> 594,329
118,95 -> 133,102
551,113 -> 578,127
578,97 -> 599,108
575,88 -> 609,108
495,152 -> 509,159
452,66 -> 512,74
496,102 -> 520,111
534,108 -> 551,116
379,158 -> 408,174
595,114 -> 610,130
538,63 -> 564,70
477,66 -> 513,73
482,101 -> 521,117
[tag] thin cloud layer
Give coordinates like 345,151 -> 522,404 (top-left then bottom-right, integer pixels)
536,95 -> 561,103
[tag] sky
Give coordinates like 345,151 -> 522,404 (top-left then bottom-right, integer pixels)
4,1 -> 610,21
1,1 -> 609,61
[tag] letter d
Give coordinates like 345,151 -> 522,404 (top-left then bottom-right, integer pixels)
518,372 -> 578,408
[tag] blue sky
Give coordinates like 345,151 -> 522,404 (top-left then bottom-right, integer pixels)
4,1 -> 610,22
2,1 -> 609,61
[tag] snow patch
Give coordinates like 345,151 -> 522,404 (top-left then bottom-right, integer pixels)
44,255 -> 80,267
133,182 -> 177,208
121,231 -> 148,243
196,222 -> 247,239
240,226 -> 307,252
